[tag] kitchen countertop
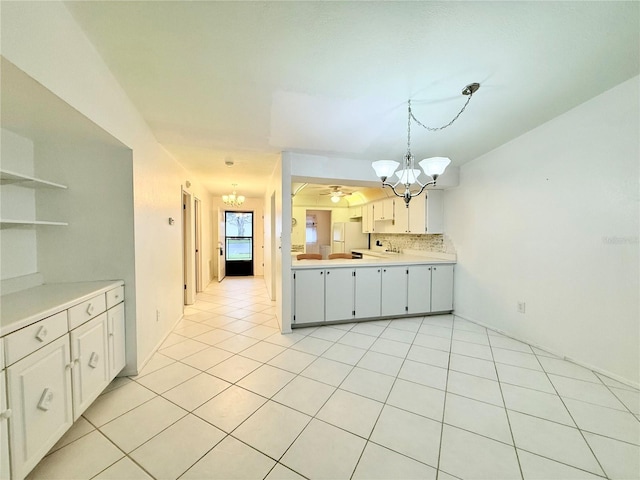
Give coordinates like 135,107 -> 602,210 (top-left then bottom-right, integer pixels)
292,249 -> 456,269
1,280 -> 124,336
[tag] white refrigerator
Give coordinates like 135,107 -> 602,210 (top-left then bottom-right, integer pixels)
332,222 -> 369,253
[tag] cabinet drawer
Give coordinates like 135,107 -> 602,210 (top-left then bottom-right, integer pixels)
106,286 -> 124,309
68,294 -> 106,330
4,311 -> 68,366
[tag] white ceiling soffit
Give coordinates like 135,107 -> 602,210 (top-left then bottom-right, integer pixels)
64,1 -> 640,197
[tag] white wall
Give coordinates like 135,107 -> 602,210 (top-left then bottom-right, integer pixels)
445,76 -> 640,385
263,156 -> 287,330
0,129 -> 37,280
1,1 -> 215,373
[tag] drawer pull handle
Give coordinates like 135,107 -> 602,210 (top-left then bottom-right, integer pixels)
88,352 -> 100,368
0,409 -> 12,420
35,326 -> 48,342
86,304 -> 95,315
37,388 -> 54,411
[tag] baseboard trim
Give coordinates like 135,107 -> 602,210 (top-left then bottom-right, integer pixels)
130,312 -> 184,376
454,312 -> 640,390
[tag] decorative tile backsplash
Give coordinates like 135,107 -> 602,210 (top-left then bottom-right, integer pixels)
371,233 -> 456,254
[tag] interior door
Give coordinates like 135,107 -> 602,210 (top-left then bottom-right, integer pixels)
217,207 -> 225,282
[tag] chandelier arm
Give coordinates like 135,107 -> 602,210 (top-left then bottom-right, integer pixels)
381,181 -> 407,199
410,93 -> 474,132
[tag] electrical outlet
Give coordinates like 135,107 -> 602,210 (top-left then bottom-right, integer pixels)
517,301 -> 526,314
156,309 -> 160,322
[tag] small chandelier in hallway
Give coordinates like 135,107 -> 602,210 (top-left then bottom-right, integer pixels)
222,184 -> 245,207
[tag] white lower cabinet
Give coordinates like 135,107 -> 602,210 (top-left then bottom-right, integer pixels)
7,336 -> 73,480
325,268 -> 354,322
1,282 -> 126,479
70,313 -> 109,420
293,269 -> 325,325
292,264 -> 453,327
354,267 -> 381,318
380,266 -> 407,316
107,303 -> 126,379
431,264 -> 454,312
407,265 -> 432,314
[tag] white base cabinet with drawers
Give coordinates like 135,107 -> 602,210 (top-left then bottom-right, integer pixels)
292,264 -> 453,326
0,282 -> 125,480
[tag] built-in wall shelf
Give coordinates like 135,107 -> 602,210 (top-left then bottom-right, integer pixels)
0,219 -> 69,229
0,169 -> 67,189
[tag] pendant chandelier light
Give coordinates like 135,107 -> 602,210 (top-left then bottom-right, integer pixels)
372,83 -> 480,207
222,184 -> 245,207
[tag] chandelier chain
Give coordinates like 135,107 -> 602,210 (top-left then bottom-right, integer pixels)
409,93 -> 474,132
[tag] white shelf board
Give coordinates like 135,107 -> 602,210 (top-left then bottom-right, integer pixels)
0,169 -> 67,189
0,219 -> 69,229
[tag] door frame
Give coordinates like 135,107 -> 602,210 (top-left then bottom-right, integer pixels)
182,189 -> 195,305
217,207 -> 226,282
194,197 -> 202,292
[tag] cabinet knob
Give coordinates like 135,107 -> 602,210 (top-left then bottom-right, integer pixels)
35,325 -> 48,342
88,352 -> 100,368
37,388 -> 54,411
327,271 -> 330,275
65,363 -> 74,370
114,294 -> 120,300
0,409 -> 12,420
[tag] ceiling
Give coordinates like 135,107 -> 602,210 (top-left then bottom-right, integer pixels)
64,1 -> 639,198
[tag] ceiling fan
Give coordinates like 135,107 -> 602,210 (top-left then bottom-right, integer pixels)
319,186 -> 353,197
319,185 -> 353,203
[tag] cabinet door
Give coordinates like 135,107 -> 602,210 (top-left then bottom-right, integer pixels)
373,200 -> 384,221
325,268 -> 354,322
431,264 -> 454,312
70,313 -> 109,419
107,303 -> 126,378
380,266 -> 407,316
7,335 -> 73,480
408,196 -> 426,233
1,372 -> 10,480
395,199 -> 409,233
354,267 -> 382,319
407,265 -> 432,314
293,269 -> 325,325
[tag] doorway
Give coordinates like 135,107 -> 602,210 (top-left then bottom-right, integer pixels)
225,211 -> 254,276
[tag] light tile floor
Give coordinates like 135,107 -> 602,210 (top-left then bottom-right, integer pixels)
28,277 -> 640,480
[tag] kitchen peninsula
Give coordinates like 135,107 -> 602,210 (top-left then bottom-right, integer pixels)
291,250 -> 455,327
